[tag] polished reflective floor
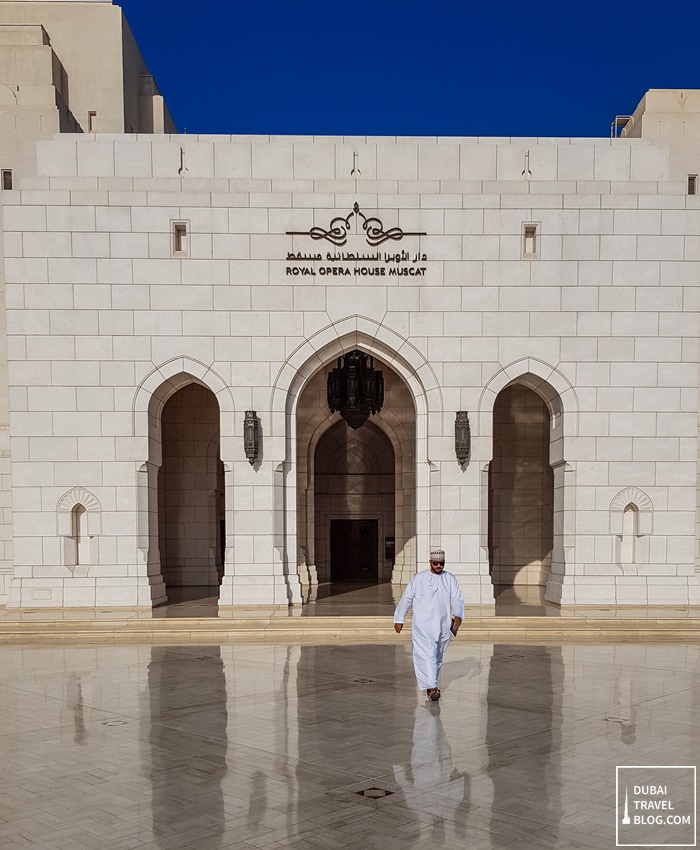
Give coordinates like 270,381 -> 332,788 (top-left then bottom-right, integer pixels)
1,641 -> 699,849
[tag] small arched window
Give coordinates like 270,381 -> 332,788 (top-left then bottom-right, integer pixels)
71,504 -> 90,566
57,487 -> 101,571
620,504 -> 638,565
610,488 -> 652,570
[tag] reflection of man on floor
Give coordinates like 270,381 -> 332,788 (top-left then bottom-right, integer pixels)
394,548 -> 464,700
393,703 -> 470,839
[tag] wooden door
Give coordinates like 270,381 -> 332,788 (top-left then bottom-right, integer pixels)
330,519 -> 378,582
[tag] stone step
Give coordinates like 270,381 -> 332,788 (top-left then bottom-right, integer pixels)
1,615 -> 700,644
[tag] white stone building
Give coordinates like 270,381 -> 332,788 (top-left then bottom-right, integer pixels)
1,2 -> 699,610
0,0 -> 174,601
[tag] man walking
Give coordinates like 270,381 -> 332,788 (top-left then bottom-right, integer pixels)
394,548 -> 464,701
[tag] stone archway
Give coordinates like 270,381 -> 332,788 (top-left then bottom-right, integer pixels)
136,370 -> 230,606
157,382 -> 224,600
295,352 -> 417,593
488,384 -> 554,595
271,321 -> 440,604
480,360 -> 576,605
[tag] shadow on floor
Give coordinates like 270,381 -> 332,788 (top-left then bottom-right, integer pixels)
151,582 -> 564,618
493,585 -> 560,617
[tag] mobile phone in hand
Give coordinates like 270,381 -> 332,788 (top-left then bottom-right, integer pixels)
450,618 -> 458,637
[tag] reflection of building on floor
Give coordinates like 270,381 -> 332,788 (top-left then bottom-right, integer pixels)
606,671 -> 637,745
145,647 -> 227,849
66,672 -> 88,745
295,643 -> 405,770
7,641 -> 700,848
486,645 -> 563,843
247,770 -> 268,829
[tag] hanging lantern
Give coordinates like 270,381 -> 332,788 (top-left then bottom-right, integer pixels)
327,350 -> 384,430
243,410 -> 260,464
455,411 -> 471,465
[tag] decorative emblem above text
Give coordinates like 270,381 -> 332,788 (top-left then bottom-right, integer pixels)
287,202 -> 426,247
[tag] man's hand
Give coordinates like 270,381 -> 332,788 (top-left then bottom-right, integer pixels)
394,623 -> 403,633
453,616 -> 462,632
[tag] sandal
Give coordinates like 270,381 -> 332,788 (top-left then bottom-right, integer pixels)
428,688 -> 441,701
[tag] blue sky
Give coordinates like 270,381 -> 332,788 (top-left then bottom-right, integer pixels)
119,0 -> 700,137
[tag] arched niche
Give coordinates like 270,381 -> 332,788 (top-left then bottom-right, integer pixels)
610,487 -> 653,571
157,382 -> 224,597
295,351 -> 417,590
57,487 -> 101,575
480,360 -> 576,605
488,383 -> 554,592
137,370 -> 229,605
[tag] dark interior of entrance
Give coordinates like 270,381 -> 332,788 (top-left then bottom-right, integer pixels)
330,519 -> 378,582
158,383 -> 224,602
314,419 -> 394,584
488,383 -> 554,595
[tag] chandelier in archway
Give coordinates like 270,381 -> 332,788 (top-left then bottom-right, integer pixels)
327,350 -> 384,430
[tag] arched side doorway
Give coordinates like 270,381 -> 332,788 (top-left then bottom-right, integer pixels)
157,382 -> 224,601
296,355 -> 416,589
488,384 -> 554,595
314,420 -> 394,583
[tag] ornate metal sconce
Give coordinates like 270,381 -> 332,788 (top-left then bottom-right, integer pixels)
455,411 -> 471,465
243,410 -> 260,464
327,349 -> 384,430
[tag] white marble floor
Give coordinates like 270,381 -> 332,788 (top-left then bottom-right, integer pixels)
1,641 -> 698,849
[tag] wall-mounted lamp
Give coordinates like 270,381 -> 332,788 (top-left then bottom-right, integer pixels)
243,410 -> 260,465
455,411 -> 471,466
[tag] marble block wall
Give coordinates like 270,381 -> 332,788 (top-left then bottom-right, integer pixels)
0,427 -> 12,600
2,131 -> 699,607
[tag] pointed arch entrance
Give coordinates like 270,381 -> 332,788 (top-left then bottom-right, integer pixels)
480,361 -> 577,605
157,382 -> 225,600
488,383 -> 554,593
295,351 -> 417,590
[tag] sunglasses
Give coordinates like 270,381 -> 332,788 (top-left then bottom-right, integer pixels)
430,560 -> 444,565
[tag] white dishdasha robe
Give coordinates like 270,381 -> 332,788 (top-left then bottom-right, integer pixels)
394,570 -> 465,690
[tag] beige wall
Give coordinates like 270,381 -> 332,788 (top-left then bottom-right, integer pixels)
0,1 -> 175,182
121,16 -> 175,134
621,89 -> 700,183
0,2 -> 125,133
0,0 -> 174,602
2,85 -> 700,607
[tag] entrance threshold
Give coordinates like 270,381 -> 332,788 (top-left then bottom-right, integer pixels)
2,604 -> 700,644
